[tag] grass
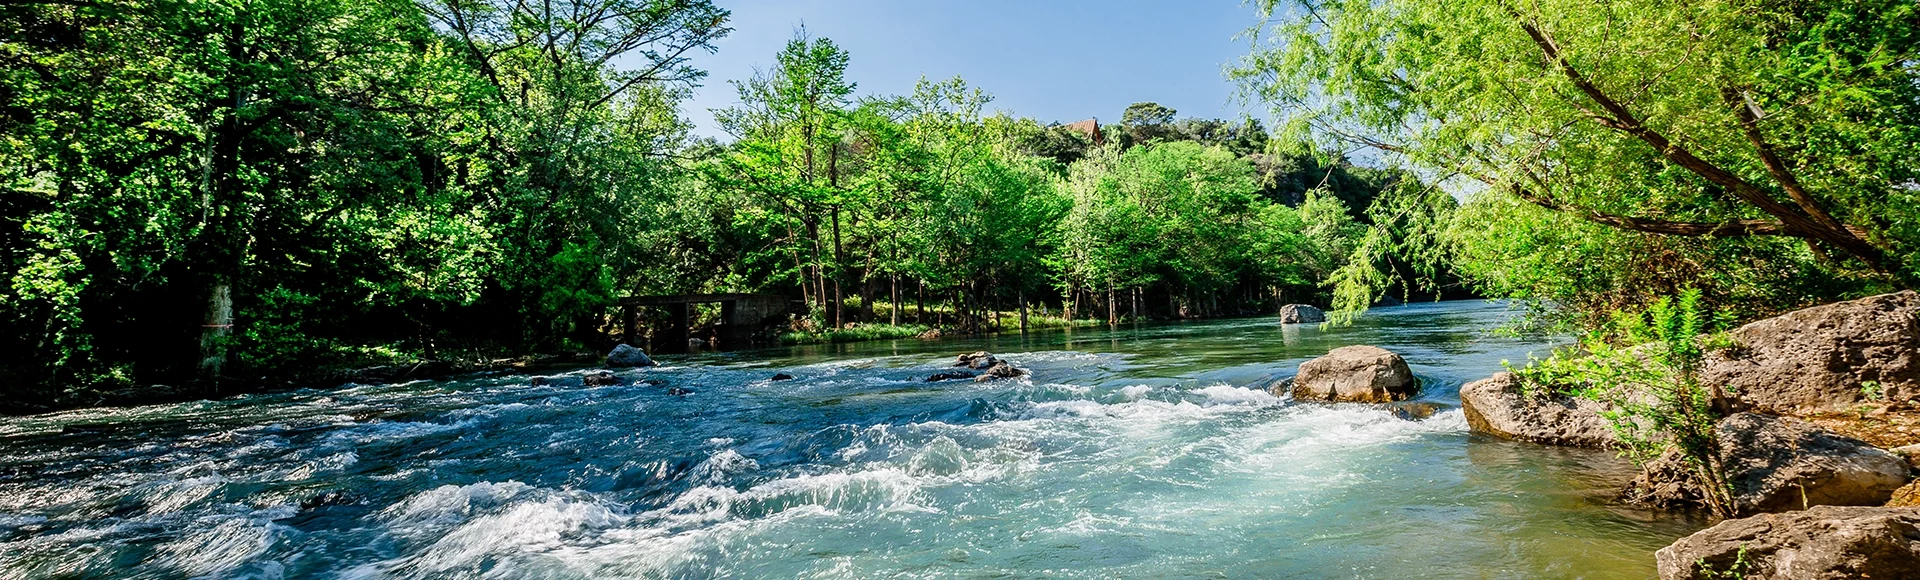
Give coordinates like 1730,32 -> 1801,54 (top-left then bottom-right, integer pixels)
780,324 -> 932,344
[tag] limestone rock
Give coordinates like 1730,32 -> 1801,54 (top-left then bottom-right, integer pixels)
1277,304 -> 1326,324
1625,413 -> 1912,515
1459,372 -> 1616,448
1288,346 -> 1418,403
1703,291 -> 1919,414
1655,506 -> 1920,579
605,344 -> 656,368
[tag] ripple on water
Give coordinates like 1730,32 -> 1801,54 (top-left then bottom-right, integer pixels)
0,302 -> 1705,578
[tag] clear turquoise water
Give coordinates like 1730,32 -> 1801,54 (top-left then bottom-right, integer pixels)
0,300 -> 1704,578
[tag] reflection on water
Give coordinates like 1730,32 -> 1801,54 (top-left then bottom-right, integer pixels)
0,301 -> 1705,578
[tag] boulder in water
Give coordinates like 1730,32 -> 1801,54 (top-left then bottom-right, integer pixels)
1288,345 -> 1418,403
1654,505 -> 1920,579
1624,413 -> 1912,515
975,361 -> 1028,382
582,370 -> 621,386
770,373 -> 795,381
1701,290 -> 1918,414
927,370 -> 978,382
605,344 -> 656,368
956,351 -> 1000,369
1277,304 -> 1326,324
1459,372 -> 1617,448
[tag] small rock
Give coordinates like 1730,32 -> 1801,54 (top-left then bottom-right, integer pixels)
1288,345 -> 1418,403
583,371 -> 621,386
770,373 -> 795,381
1383,400 -> 1445,421
1654,506 -> 1920,579
1277,304 -> 1326,324
1892,443 -> 1920,469
927,371 -> 978,382
955,351 -> 999,369
300,491 -> 353,510
667,387 -> 692,396
1625,413 -> 1912,515
529,376 -> 551,387
605,344 -> 657,368
975,361 -> 1028,382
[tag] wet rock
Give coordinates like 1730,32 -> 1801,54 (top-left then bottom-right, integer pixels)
582,371 -> 621,387
770,373 -> 795,381
299,491 -> 354,510
667,387 -> 693,396
605,344 -> 657,368
1702,290 -> 1919,414
529,376 -> 551,387
1288,345 -> 1418,403
955,351 -> 1000,369
1625,413 -> 1912,515
1459,372 -> 1617,448
1277,304 -> 1326,324
1654,505 -> 1920,579
927,371 -> 978,382
975,361 -> 1028,382
1384,400 -> 1447,421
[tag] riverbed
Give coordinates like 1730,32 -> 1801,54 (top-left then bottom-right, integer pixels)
0,300 -> 1704,578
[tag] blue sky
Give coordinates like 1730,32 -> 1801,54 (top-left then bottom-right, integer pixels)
678,0 -> 1269,139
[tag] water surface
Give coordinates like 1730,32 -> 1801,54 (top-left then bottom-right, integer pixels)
0,301 -> 1704,578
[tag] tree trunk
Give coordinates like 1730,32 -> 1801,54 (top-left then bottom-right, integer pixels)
198,282 -> 233,387
890,275 -> 900,326
1107,283 -> 1117,327
1019,289 -> 1029,333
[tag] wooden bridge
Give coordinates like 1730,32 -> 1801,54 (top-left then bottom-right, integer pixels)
619,293 -> 796,352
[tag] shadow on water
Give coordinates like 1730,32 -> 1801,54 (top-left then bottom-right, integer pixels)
0,300 -> 1707,579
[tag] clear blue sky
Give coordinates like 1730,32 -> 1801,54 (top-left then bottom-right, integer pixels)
678,0 -> 1268,139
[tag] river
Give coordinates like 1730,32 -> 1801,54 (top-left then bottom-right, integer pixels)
0,300 -> 1706,578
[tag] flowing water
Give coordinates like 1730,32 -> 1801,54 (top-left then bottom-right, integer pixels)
0,301 -> 1706,579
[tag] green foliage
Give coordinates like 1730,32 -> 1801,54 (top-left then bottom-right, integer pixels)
1513,289 -> 1740,517
1236,0 -> 1918,328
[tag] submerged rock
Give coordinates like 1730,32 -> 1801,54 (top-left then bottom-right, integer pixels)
1277,304 -> 1326,324
1383,400 -> 1447,421
1655,506 -> 1920,579
1288,345 -> 1418,403
605,344 -> 657,368
1459,372 -> 1616,448
1625,413 -> 1912,515
1702,290 -> 1919,414
770,373 -> 795,381
927,370 -> 978,382
667,387 -> 693,396
582,371 -> 621,386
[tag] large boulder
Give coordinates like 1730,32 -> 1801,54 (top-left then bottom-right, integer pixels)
1277,304 -> 1326,324
1288,346 -> 1419,403
1459,372 -> 1617,448
1625,413 -> 1912,515
1654,506 -> 1920,579
605,344 -> 656,368
1703,291 -> 1919,414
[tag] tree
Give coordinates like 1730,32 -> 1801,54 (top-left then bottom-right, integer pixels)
1235,0 -> 1920,315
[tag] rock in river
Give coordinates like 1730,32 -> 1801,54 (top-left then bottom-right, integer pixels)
1655,505 -> 1920,579
1459,372 -> 1617,448
582,370 -> 621,386
1288,345 -> 1418,403
1702,290 -> 1919,414
1625,413 -> 1912,515
605,344 -> 656,368
1277,304 -> 1326,324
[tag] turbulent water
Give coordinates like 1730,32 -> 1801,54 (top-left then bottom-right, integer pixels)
0,301 -> 1706,579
